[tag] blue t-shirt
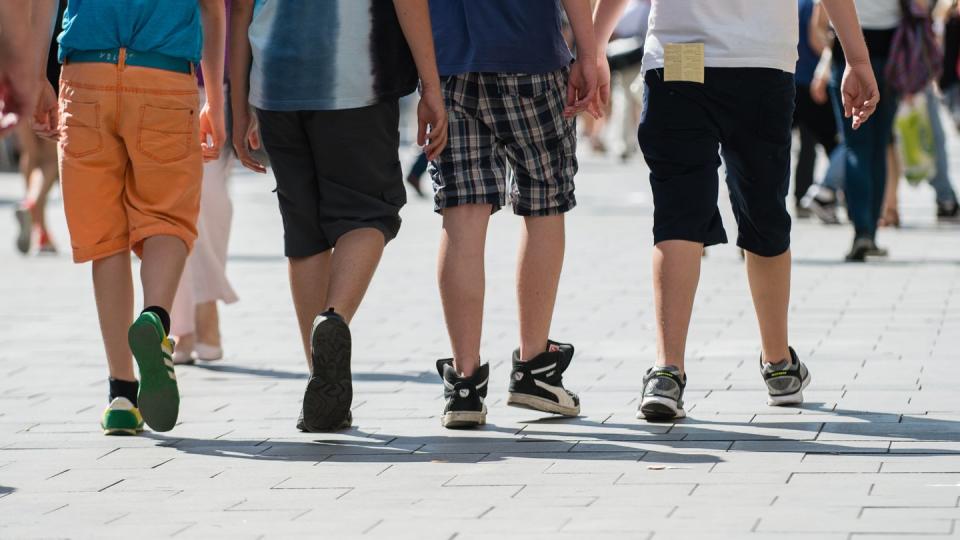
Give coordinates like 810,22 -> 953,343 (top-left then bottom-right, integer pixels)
248,0 -> 418,111
59,0 -> 202,64
795,0 -> 818,85
429,0 -> 573,76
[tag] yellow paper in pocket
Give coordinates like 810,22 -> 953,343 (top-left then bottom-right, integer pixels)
664,43 -> 705,84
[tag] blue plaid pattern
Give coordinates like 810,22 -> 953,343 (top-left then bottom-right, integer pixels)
431,68 -> 578,216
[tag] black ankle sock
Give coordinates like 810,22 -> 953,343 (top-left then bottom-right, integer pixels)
109,378 -> 139,406
143,306 -> 170,335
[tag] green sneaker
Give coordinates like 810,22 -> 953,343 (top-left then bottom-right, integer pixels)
101,397 -> 144,436
129,312 -> 179,432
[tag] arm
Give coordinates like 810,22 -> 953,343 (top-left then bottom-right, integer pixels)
198,0 -> 226,161
820,0 -> 880,128
0,0 -> 57,134
228,0 -> 265,173
561,0 -> 600,117
592,0 -> 630,108
392,0 -> 448,160
808,2 -> 833,56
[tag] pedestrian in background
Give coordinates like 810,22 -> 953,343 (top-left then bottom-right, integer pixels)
171,0 -> 239,366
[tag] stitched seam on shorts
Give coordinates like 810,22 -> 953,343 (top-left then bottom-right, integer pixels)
61,81 -> 197,96
137,105 -> 194,164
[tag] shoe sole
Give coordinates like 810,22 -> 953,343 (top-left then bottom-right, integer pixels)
129,316 -> 180,432
103,427 -> 142,436
441,406 -> 487,429
806,201 -> 840,225
767,373 -> 812,406
507,393 -> 580,417
637,396 -> 685,422
303,316 -> 352,432
14,207 -> 31,254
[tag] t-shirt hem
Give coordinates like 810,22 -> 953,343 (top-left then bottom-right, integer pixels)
439,59 -> 571,77
250,88 -> 415,112
642,57 -> 797,74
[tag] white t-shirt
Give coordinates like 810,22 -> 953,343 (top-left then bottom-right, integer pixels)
853,0 -> 901,30
643,0 -> 799,73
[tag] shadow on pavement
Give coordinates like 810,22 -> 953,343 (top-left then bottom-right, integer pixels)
142,402 -> 960,466
192,363 -> 435,384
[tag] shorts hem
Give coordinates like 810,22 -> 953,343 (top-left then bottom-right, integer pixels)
513,197 -> 577,217
72,237 -> 131,264
737,240 -> 791,258
653,230 -> 728,248
129,224 -> 196,259
434,195 -> 505,215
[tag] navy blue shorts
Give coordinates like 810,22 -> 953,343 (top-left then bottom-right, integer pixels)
638,68 -> 796,257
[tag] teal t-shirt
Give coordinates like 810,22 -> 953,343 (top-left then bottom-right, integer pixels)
58,0 -> 203,64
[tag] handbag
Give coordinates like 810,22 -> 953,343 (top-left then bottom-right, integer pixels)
885,0 -> 943,95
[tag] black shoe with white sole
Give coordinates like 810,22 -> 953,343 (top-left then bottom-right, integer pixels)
301,310 -> 353,432
507,341 -> 580,417
762,347 -> 810,406
437,359 -> 488,428
638,365 -> 686,421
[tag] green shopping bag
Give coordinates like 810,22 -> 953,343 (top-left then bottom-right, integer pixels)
896,94 -> 936,185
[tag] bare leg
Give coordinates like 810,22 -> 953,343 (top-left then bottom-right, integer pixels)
745,250 -> 792,364
27,138 -> 59,233
517,214 -> 565,361
288,251 -> 332,367
140,236 -> 189,313
92,252 -> 135,380
325,228 -> 386,324
195,302 -> 221,347
653,240 -> 704,374
438,204 -> 491,377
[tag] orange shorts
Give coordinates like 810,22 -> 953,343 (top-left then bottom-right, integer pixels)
59,58 -> 202,263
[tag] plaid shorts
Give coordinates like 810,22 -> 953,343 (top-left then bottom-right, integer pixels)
431,68 -> 578,216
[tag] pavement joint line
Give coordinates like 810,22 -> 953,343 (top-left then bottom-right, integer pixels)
169,522 -> 196,537
98,479 -> 123,492
42,504 -> 68,515
290,508 -> 312,521
361,518 -> 384,535
103,512 -> 128,525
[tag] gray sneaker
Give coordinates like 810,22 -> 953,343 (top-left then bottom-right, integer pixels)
762,347 -> 810,406
637,365 -> 686,421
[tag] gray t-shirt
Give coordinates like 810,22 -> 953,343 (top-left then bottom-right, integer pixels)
248,0 -> 418,111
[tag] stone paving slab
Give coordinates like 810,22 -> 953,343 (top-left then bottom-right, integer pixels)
1,141 -> 960,539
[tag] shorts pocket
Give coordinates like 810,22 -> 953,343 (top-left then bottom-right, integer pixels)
496,72 -> 555,99
138,104 -> 195,163
60,99 -> 102,158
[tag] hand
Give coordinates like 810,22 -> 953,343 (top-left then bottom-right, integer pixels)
594,54 -> 612,114
417,85 -> 448,161
565,58 -> 600,119
199,98 -> 226,162
810,73 -> 829,105
232,106 -> 265,173
841,62 -> 880,130
0,55 -> 39,135
31,80 -> 59,140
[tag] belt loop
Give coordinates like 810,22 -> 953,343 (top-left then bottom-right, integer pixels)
118,47 -> 127,71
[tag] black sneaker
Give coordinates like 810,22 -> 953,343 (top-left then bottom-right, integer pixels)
845,237 -> 872,262
297,408 -> 352,432
801,189 -> 841,225
762,347 -> 810,406
437,359 -> 488,428
638,365 -> 686,421
507,340 -> 580,416
937,200 -> 959,222
300,310 -> 352,432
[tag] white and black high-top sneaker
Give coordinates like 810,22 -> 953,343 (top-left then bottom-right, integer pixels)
301,309 -> 353,432
762,347 -> 811,406
507,341 -> 580,416
437,359 -> 488,428
638,365 -> 686,421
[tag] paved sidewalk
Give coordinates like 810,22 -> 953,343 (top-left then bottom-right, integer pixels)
1,146 -> 959,539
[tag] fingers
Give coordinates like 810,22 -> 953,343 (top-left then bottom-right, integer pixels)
235,142 -> 266,173
424,116 -> 448,161
417,117 -> 427,148
247,127 -> 261,151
